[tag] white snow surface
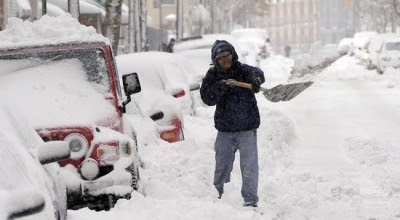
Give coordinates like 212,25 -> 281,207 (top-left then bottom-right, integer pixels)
68,53 -> 400,219
0,14 -> 109,49
2,16 -> 400,218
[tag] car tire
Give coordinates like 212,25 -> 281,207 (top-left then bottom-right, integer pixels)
132,131 -> 138,147
126,162 -> 140,191
179,127 -> 185,141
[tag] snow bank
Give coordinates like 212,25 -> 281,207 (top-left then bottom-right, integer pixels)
0,14 -> 109,49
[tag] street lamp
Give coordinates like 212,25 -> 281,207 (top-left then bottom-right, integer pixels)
394,0 -> 400,16
159,0 -> 163,51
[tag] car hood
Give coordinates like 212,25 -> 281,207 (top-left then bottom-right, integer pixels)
0,59 -> 118,129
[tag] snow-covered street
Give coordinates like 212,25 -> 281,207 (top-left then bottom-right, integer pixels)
1,1 -> 400,219
68,55 -> 400,220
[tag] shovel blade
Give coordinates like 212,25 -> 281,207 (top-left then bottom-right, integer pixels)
262,81 -> 313,102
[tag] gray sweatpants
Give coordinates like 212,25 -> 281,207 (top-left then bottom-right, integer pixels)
213,129 -> 259,203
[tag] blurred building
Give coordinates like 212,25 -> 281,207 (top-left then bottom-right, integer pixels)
0,0 -> 5,30
146,0 -> 212,38
318,0 -> 356,45
265,0 -> 319,55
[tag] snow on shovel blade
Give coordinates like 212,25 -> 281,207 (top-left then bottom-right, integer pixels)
262,81 -> 313,102
227,79 -> 314,102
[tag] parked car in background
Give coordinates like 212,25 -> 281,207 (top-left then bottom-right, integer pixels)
376,37 -> 400,74
337,37 -> 353,54
231,28 -> 270,67
174,34 -> 245,76
116,52 -> 201,143
366,33 -> 399,70
0,15 -> 142,211
0,105 -> 70,220
352,31 -> 377,63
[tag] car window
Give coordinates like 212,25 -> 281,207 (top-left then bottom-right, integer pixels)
0,50 -> 118,128
0,48 -> 111,95
385,42 -> 400,51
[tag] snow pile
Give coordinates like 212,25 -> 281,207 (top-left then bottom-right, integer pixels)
380,67 -> 400,89
291,42 -> 347,79
317,55 -> 380,81
0,14 -> 109,49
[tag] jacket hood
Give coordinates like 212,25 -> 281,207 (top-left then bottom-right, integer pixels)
211,40 -> 239,68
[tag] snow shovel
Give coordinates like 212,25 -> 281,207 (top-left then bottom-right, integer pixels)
224,79 -> 313,102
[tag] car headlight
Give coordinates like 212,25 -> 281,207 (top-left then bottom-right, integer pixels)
64,133 -> 89,160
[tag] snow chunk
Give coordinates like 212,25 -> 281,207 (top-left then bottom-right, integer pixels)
0,14 -> 109,49
291,41 -> 347,79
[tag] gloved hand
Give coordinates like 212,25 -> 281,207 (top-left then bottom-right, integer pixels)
219,79 -> 233,92
251,76 -> 262,93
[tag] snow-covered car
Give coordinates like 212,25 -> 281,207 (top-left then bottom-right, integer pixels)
231,28 -> 270,67
0,15 -> 142,210
352,31 -> 377,62
366,33 -> 399,70
337,37 -> 353,54
116,52 -> 200,143
376,37 -> 400,74
0,105 -> 70,220
174,34 -> 245,76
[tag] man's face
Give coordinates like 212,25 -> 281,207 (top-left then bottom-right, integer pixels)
217,52 -> 233,70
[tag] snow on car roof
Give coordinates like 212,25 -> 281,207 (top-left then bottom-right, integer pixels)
231,28 -> 268,41
0,14 -> 109,50
174,34 -> 236,51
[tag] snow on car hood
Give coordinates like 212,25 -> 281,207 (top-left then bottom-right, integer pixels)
0,59 -> 118,129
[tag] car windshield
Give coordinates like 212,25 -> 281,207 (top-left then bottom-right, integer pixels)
0,48 -> 118,128
385,42 -> 400,51
0,48 -> 111,94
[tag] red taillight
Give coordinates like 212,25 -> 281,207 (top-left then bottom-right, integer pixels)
172,89 -> 185,98
161,132 -> 176,140
159,117 -> 182,143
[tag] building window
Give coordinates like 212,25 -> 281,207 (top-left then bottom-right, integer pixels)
153,0 -> 174,8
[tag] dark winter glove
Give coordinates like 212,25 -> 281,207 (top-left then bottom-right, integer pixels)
251,76 -> 262,93
219,80 -> 233,92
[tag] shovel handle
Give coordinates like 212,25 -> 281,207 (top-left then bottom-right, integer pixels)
232,81 -> 253,89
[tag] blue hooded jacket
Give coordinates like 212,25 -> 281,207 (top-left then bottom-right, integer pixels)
200,40 -> 265,132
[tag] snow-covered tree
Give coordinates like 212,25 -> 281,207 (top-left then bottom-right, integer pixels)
213,0 -> 258,33
356,0 -> 398,32
128,0 -> 147,52
104,0 -> 123,55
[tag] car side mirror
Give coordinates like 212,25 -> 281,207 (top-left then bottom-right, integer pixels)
122,73 -> 142,113
189,83 -> 200,91
6,189 -> 45,219
38,141 -> 70,164
172,89 -> 186,98
123,73 -> 142,96
150,111 -> 164,121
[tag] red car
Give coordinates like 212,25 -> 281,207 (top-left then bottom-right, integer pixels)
0,42 -> 142,210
